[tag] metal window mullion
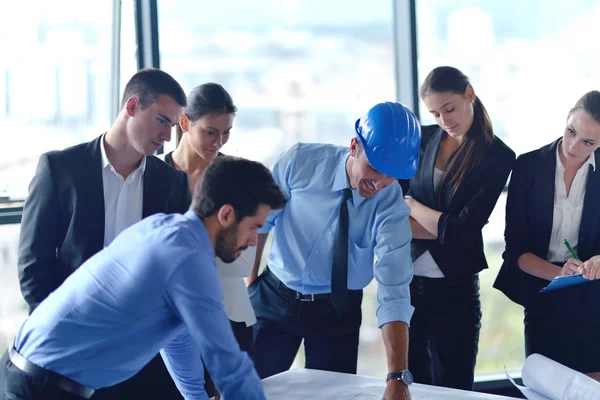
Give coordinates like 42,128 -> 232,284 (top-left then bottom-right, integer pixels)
110,0 -> 122,122
392,0 -> 419,116
135,0 -> 160,69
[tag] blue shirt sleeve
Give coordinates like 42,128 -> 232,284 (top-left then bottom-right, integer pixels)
160,330 -> 206,400
258,144 -> 298,235
372,192 -> 415,328
164,252 -> 266,400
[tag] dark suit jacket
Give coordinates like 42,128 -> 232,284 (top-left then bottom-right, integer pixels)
18,135 -> 192,312
494,139 -> 600,307
400,125 -> 516,282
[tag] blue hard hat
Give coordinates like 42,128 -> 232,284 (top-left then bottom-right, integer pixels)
355,101 -> 421,179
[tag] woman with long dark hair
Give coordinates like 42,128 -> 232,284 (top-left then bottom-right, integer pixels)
402,66 -> 515,390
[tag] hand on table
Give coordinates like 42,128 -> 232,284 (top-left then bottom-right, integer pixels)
578,255 -> 600,280
382,381 -> 411,400
560,258 -> 582,276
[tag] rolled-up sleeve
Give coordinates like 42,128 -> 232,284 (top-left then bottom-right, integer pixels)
373,199 -> 414,328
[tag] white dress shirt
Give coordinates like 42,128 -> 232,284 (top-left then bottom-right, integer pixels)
413,167 -> 446,278
100,135 -> 146,247
547,142 -> 596,263
216,246 -> 257,327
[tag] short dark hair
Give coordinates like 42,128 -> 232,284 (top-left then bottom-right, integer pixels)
192,156 -> 287,221
176,83 -> 237,144
120,68 -> 187,110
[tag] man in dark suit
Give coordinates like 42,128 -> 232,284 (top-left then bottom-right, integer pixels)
17,68 -> 191,399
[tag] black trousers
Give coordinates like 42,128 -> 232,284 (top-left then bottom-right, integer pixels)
250,268 -> 363,379
204,319 -> 255,397
408,275 -> 482,391
524,279 -> 600,373
0,350 -> 83,400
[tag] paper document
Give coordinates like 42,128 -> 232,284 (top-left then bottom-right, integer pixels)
506,354 -> 600,400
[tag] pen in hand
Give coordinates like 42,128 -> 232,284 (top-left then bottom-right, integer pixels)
562,239 -> 584,276
563,239 -> 580,261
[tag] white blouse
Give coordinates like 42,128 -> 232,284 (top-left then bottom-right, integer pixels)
546,143 -> 596,263
215,246 -> 257,327
157,153 -> 257,326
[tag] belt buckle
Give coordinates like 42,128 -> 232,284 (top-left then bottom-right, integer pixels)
295,292 -> 315,302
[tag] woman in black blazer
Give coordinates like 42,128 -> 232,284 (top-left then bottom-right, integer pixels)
402,66 -> 515,390
494,90 -> 600,378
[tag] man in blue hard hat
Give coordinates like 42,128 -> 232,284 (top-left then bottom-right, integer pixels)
246,102 -> 421,400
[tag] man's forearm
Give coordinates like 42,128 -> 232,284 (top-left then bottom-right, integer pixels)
245,233 -> 268,286
381,321 -> 409,372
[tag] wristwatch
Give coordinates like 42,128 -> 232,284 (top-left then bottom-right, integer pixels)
386,370 -> 413,385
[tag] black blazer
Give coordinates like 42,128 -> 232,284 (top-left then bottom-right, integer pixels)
163,151 -> 224,168
18,136 -> 192,312
494,139 -> 600,307
401,125 -> 516,282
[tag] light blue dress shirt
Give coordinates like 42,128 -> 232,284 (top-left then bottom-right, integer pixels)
259,143 -> 414,327
14,211 -> 265,400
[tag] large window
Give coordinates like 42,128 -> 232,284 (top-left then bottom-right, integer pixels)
0,2 -> 115,202
4,0 -> 599,383
0,224 -> 23,348
416,0 -> 600,376
0,0 -> 132,349
159,0 -> 397,377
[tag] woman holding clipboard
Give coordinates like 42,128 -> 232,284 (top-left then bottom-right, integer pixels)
494,90 -> 600,378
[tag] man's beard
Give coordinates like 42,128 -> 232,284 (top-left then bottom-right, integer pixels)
215,222 -> 248,263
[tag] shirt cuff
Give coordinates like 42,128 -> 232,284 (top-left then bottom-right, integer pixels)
376,299 -> 414,328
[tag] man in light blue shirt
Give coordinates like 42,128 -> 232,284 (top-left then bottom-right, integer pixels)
246,102 -> 421,400
0,157 -> 287,400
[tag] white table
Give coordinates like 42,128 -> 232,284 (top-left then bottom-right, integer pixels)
261,368 -> 520,399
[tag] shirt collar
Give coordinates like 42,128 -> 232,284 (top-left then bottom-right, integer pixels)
331,152 -> 367,206
183,210 -> 215,258
101,133 -> 147,174
556,140 -> 596,171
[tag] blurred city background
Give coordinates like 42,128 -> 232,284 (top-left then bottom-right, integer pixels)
1,0 -> 599,383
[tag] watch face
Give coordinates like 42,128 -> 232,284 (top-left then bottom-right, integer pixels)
401,370 -> 414,385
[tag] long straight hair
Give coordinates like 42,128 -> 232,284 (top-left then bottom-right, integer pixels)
420,66 -> 494,205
